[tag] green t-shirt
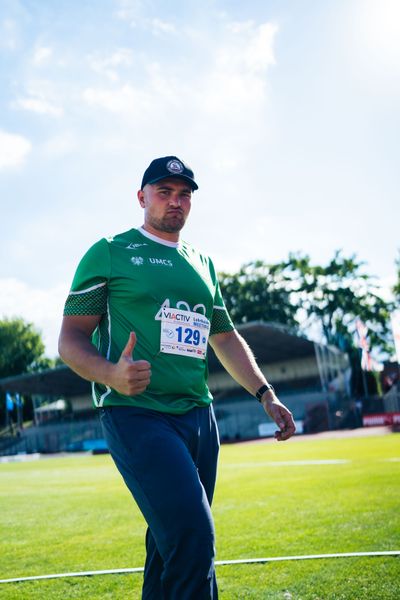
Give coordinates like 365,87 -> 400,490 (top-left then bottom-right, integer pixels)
63,227 -> 234,413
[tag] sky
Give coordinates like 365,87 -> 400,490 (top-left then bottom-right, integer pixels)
0,0 -> 399,358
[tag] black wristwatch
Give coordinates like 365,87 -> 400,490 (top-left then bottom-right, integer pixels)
255,383 -> 275,402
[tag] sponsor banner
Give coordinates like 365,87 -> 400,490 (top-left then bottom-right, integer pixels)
362,412 -> 400,427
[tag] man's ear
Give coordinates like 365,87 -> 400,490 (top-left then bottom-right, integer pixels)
137,189 -> 145,208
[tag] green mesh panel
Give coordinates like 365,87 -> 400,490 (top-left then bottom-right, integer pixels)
64,285 -> 107,316
210,308 -> 234,335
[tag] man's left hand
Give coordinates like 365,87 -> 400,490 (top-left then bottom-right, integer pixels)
261,392 -> 296,441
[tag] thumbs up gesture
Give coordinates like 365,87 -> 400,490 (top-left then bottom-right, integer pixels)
109,332 -> 151,396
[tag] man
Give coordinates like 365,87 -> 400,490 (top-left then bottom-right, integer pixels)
58,155 -> 295,599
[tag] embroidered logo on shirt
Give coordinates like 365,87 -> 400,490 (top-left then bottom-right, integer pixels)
126,243 -> 148,249
131,256 -> 144,266
149,258 -> 173,267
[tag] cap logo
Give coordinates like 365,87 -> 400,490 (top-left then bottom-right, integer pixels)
166,159 -> 184,174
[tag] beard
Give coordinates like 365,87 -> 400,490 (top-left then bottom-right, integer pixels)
148,211 -> 187,233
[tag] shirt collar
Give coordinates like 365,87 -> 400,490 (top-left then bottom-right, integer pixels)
138,227 -> 180,248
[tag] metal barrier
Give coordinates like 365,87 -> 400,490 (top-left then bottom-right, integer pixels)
0,418 -> 104,456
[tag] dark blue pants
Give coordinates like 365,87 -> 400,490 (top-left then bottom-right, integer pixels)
100,405 -> 220,600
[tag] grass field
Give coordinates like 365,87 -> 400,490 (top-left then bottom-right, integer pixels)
1,431 -> 399,599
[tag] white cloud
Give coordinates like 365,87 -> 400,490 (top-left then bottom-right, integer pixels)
40,133 -> 77,159
150,18 -> 176,35
215,21 -> 277,76
87,48 -> 134,81
201,70 -> 266,117
115,1 -> 176,33
245,22 -> 277,71
0,279 -> 68,357
226,20 -> 255,34
82,83 -> 151,114
0,130 -> 32,170
12,78 -> 64,117
114,0 -> 144,26
223,21 -> 277,71
200,21 -> 278,118
32,46 -> 53,66
0,18 -> 19,50
14,95 -> 63,117
81,20 -> 277,124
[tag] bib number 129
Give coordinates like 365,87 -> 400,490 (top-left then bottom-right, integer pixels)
160,307 -> 210,359
176,326 -> 201,346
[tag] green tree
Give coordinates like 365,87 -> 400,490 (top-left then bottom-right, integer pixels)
219,252 -> 393,398
0,317 -> 47,378
280,251 -> 394,397
280,251 -> 394,356
218,260 -> 298,328
219,251 -> 393,357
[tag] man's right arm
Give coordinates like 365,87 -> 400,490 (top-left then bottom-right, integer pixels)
58,316 -> 151,396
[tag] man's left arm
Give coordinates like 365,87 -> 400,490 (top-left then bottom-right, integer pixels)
209,329 -> 296,441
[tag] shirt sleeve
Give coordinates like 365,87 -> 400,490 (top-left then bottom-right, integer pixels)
209,259 -> 234,335
63,238 -> 111,316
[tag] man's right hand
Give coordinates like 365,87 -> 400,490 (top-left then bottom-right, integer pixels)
108,331 -> 151,396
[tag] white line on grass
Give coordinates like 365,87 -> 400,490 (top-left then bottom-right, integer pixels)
1,551 -> 399,584
0,453 -> 41,463
224,459 -> 350,468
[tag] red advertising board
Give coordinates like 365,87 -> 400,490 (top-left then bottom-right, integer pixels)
362,413 -> 400,427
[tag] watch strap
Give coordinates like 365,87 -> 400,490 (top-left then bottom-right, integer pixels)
256,383 -> 275,402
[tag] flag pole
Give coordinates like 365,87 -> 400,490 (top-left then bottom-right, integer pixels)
355,319 -> 370,400
360,350 -> 369,399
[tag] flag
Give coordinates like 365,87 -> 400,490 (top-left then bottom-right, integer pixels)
355,318 -> 372,371
391,311 -> 400,364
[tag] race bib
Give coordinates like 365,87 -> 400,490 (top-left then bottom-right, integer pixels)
160,307 -> 210,359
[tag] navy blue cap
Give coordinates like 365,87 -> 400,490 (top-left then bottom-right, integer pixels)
141,156 -> 198,190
